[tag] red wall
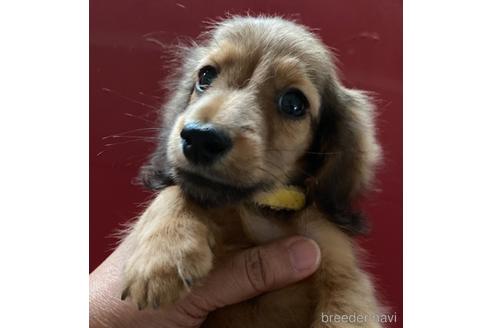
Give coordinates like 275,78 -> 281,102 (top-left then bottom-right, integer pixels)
90,1 -> 402,326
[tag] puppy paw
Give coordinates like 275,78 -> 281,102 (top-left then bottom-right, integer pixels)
121,240 -> 214,310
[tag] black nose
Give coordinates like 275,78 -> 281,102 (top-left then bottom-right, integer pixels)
180,123 -> 232,165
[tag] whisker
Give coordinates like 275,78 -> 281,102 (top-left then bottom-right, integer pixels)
102,128 -> 160,139
124,112 -> 157,124
102,135 -> 159,140
104,139 -> 157,147
101,87 -> 161,111
121,153 -> 151,167
138,91 -> 162,100
144,36 -> 169,51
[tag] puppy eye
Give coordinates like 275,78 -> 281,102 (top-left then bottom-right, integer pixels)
278,89 -> 308,118
196,65 -> 218,93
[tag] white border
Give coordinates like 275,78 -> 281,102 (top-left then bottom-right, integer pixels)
405,1 -> 492,326
0,1 -> 88,327
1,0 -> 492,326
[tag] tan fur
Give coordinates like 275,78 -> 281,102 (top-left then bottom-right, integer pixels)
123,16 -> 383,327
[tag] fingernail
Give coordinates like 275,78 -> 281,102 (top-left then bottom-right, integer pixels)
288,238 -> 321,272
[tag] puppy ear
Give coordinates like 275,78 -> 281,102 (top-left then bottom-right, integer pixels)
307,87 -> 381,234
139,144 -> 174,191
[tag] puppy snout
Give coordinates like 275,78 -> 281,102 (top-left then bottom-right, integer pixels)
180,123 -> 232,165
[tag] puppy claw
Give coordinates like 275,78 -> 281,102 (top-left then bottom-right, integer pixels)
152,298 -> 160,310
184,277 -> 193,288
137,298 -> 148,311
121,287 -> 130,301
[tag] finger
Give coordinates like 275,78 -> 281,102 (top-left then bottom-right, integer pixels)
174,235 -> 321,321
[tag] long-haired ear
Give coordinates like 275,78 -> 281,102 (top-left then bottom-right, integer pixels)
307,86 -> 382,234
138,141 -> 174,191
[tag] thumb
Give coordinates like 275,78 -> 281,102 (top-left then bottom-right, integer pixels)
172,236 -> 320,324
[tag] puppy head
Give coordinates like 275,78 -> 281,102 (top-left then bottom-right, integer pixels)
141,17 -> 381,233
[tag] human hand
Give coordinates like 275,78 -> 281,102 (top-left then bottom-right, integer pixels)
90,235 -> 320,328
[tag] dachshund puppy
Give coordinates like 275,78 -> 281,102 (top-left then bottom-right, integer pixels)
121,16 -> 382,328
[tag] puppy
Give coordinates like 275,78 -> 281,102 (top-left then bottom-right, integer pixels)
121,16 -> 383,328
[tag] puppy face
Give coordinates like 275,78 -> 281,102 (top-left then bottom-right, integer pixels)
166,42 -> 322,204
142,17 -> 381,233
